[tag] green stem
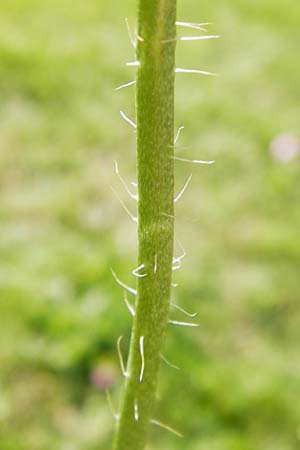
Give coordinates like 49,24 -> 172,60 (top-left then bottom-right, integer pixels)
113,1 -> 177,449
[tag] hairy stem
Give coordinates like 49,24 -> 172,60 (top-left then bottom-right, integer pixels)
113,1 -> 177,449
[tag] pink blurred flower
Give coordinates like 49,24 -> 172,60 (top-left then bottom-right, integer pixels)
90,362 -> 117,390
270,133 -> 299,163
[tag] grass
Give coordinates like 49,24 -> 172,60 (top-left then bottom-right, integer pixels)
0,0 -> 300,449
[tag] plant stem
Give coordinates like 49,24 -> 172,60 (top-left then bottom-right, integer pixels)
113,1 -> 177,449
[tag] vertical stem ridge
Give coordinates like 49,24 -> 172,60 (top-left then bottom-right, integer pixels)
113,1 -> 176,449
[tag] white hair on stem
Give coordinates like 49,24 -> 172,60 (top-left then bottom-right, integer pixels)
114,161 -> 138,201
134,399 -> 139,421
172,155 -> 215,165
176,20 -> 212,31
115,80 -> 136,91
123,292 -> 135,317
110,187 -> 138,223
105,389 -> 119,421
173,254 -> 184,265
172,256 -> 184,271
119,110 -> 137,129
172,240 -> 186,270
111,268 -> 137,295
174,174 -> 192,203
160,353 -> 180,370
169,319 -> 200,327
175,67 -> 217,76
163,34 -> 220,43
171,302 -> 198,318
126,61 -> 140,67
125,17 -> 136,49
154,254 -> 157,274
139,336 -> 145,382
132,263 -> 147,278
117,336 -> 130,378
150,419 -> 183,438
174,126 -> 185,145
171,282 -> 179,288
172,260 -> 182,271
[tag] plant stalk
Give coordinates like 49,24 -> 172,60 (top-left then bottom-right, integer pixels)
113,1 -> 177,449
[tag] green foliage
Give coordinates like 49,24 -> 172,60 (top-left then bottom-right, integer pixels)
0,1 -> 300,450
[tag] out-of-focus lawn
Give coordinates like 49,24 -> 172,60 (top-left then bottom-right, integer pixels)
1,0 -> 300,449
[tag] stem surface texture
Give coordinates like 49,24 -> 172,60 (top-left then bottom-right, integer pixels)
113,1 -> 177,449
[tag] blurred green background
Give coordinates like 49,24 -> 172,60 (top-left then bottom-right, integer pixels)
1,0 -> 300,449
